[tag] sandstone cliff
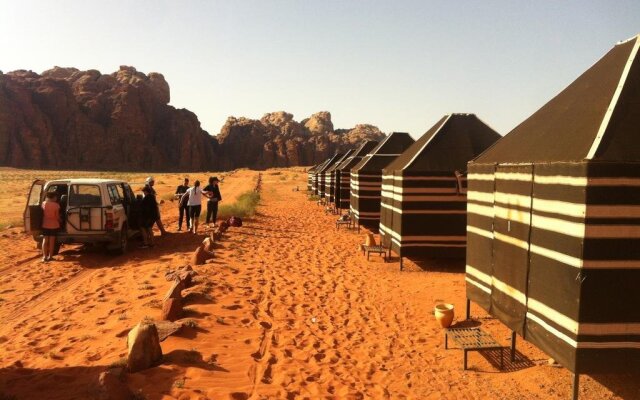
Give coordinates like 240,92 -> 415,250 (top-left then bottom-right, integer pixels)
0,67 -> 385,171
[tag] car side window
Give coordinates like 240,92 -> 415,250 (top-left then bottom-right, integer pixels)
115,184 -> 125,200
107,184 -> 122,205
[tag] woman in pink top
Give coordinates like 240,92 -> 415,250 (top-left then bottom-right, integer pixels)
41,192 -> 61,262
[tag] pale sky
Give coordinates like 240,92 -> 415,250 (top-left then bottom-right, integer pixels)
1,0 -> 639,138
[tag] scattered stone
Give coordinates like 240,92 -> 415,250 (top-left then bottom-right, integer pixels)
163,279 -> 185,301
126,321 -> 163,373
155,320 -> 182,341
192,244 -> 214,266
161,297 -> 182,321
97,367 -> 134,400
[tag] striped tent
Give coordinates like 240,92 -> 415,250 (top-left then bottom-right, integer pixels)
316,153 -> 344,198
350,132 -> 415,232
307,164 -> 320,192
336,140 -> 380,212
311,159 -> 330,195
324,150 -> 354,204
380,114 -> 500,267
465,35 -> 640,388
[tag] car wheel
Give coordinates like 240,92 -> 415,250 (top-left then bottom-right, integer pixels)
114,226 -> 128,255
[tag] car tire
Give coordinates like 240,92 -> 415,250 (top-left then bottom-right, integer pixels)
113,225 -> 128,255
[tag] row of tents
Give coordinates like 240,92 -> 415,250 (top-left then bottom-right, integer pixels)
306,35 -> 640,398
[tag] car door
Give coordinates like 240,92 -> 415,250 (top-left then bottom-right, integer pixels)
66,184 -> 104,233
24,179 -> 45,234
107,184 -> 126,230
122,183 -> 140,230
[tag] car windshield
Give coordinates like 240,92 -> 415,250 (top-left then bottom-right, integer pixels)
68,184 -> 102,207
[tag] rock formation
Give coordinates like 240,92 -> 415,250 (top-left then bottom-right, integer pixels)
0,66 -> 386,170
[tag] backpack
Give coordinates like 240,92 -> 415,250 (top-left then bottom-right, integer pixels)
228,216 -> 243,227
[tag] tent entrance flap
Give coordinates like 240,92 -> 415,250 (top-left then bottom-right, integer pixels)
490,164 -> 534,336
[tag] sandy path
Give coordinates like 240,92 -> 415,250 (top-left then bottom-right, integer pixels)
1,169 -> 638,399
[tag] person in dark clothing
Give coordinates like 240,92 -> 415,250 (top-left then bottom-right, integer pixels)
145,176 -> 167,235
140,186 -> 159,247
175,177 -> 190,231
203,176 -> 222,226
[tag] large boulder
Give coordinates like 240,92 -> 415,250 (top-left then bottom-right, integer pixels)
126,321 -> 163,373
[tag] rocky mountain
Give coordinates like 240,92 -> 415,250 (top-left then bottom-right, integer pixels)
0,66 -> 385,171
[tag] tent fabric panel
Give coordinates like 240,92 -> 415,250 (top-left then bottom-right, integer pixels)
579,268 -> 640,323
406,115 -> 501,171
475,39 -> 635,163
465,163 -> 496,311
575,348 -> 640,374
527,252 -> 583,323
351,132 -> 414,173
592,39 -> 640,161
350,171 -> 384,231
338,172 -> 352,210
526,315 -> 578,372
489,164 -> 534,335
384,117 -> 449,173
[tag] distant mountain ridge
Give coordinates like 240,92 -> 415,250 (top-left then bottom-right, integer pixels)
0,66 -> 385,171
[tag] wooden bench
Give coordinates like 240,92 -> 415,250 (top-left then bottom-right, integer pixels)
362,245 -> 389,262
445,327 -> 504,370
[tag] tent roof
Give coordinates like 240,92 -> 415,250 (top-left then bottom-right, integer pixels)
325,150 -> 354,173
316,153 -> 345,174
476,34 -> 640,164
352,132 -> 415,172
385,114 -> 501,173
313,159 -> 331,174
307,163 -> 321,173
336,140 -> 380,171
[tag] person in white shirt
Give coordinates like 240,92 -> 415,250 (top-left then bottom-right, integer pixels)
185,180 -> 203,234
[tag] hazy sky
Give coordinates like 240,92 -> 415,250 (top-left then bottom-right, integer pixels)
1,1 -> 639,138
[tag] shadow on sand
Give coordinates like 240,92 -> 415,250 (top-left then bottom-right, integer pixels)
0,348 -> 232,400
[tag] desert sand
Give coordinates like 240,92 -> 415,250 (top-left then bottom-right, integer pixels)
0,168 -> 638,399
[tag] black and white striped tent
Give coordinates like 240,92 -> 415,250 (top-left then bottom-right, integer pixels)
380,114 -> 500,266
307,164 -> 321,192
350,132 -> 415,232
316,153 -> 344,198
336,140 -> 380,212
311,159 -> 330,195
465,35 -> 640,384
324,150 -> 354,204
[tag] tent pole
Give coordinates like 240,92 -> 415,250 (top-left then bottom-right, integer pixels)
572,373 -> 580,400
510,331 -> 516,361
465,298 -> 471,320
399,249 -> 403,271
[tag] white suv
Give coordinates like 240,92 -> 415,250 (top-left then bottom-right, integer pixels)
24,179 -> 142,255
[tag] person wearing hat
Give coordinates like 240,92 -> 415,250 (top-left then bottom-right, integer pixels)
203,176 -> 222,226
145,176 -> 167,235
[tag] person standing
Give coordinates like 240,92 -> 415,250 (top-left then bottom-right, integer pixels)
186,180 -> 203,234
175,177 -> 190,231
145,176 -> 167,235
41,192 -> 61,262
204,176 -> 222,226
140,186 -> 158,247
